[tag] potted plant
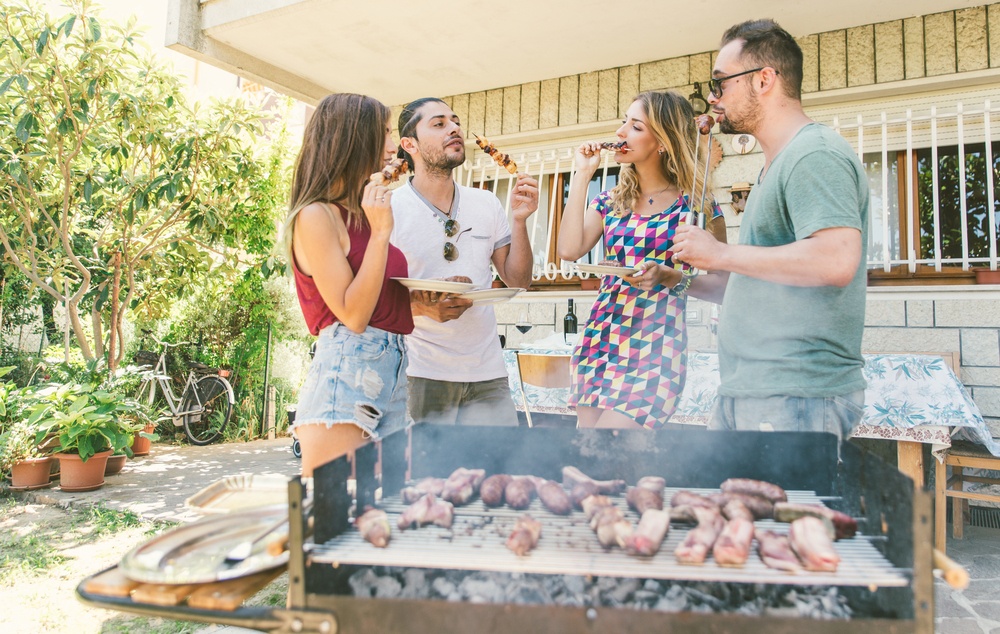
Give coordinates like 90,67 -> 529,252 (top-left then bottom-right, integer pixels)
31,382 -> 146,492
1,420 -> 52,489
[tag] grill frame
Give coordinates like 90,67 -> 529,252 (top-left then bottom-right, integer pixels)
296,425 -> 934,633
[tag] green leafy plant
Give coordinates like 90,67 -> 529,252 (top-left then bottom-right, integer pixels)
0,420 -> 43,473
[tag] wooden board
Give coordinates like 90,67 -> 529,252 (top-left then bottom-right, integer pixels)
187,568 -> 283,611
131,582 -> 199,606
82,567 -> 140,598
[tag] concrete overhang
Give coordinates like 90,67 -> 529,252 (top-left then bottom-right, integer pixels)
167,0 -> 984,106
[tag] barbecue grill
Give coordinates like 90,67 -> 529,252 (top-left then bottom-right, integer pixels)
77,425 -> 934,633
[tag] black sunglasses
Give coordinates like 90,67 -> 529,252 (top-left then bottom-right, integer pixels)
443,225 -> 471,262
707,67 -> 778,99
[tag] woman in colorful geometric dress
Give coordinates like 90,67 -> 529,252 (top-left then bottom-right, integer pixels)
557,91 -> 728,430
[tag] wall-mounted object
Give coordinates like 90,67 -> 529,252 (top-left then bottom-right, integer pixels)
729,182 -> 752,214
730,134 -> 756,154
688,83 -> 709,116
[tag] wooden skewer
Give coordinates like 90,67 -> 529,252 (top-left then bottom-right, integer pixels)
933,547 -> 970,589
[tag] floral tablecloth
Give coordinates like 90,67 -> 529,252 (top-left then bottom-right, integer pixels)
504,350 -> 998,459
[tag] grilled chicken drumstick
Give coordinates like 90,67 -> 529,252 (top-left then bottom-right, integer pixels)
562,466 -> 626,495
356,507 -> 391,548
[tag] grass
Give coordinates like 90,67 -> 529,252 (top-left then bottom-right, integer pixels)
0,531 -> 69,580
72,503 -> 175,538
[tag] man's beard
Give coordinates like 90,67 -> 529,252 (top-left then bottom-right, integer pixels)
423,144 -> 465,177
718,90 -> 763,136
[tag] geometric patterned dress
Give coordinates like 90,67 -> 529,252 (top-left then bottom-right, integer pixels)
569,191 -> 721,429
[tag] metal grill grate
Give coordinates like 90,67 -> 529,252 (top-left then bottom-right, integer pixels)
310,488 -> 908,589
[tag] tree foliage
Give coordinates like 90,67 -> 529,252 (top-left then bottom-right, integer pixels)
0,0 -> 281,368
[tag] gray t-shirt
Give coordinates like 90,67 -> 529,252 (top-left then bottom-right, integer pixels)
717,122 -> 869,398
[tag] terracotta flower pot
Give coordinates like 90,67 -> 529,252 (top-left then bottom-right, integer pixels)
131,423 -> 156,457
580,278 -> 600,291
55,450 -> 112,492
10,456 -> 53,490
973,267 -> 1000,285
104,454 -> 127,477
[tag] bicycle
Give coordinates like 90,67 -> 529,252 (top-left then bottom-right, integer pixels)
134,339 -> 236,446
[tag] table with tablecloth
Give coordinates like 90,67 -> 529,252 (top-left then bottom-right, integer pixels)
505,348 -> 998,485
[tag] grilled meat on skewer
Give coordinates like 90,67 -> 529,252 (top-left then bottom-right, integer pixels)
369,157 -> 408,186
400,477 -> 446,504
504,477 -> 537,510
356,507 -> 391,548
441,468 -> 486,506
626,486 -> 664,515
623,509 -> 670,556
712,517 -> 755,566
479,474 -> 512,507
789,516 -> 841,572
755,529 -> 803,573
599,141 -> 630,152
506,515 -> 542,556
709,492 -> 774,520
562,466 -> 627,495
674,506 -> 725,564
695,114 -> 716,136
397,494 -> 454,530
536,480 -> 573,515
474,134 -> 518,174
720,478 -> 788,504
773,502 -> 858,540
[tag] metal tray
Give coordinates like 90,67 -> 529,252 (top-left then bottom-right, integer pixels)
185,474 -> 290,513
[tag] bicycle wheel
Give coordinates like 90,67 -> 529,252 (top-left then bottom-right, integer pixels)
182,376 -> 233,445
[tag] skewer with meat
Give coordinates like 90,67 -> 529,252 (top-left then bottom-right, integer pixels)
562,466 -> 626,495
504,477 -> 536,510
623,509 -> 670,556
369,157 -> 408,186
474,133 -> 518,174
773,502 -> 858,540
720,478 -> 788,504
709,491 -> 774,520
788,516 -> 841,572
356,507 -> 391,548
755,529 -> 803,573
400,477 -> 446,504
695,114 -> 715,136
599,141 -> 630,152
397,494 -> 455,530
674,506 -> 725,564
626,486 -> 663,515
535,479 -> 573,515
506,515 -> 542,556
479,474 -> 512,507
712,517 -> 755,566
441,467 -> 486,506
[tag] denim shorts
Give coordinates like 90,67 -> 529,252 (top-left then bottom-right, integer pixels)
292,323 -> 411,440
709,390 -> 866,444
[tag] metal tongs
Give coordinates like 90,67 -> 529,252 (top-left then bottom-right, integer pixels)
689,114 -> 715,231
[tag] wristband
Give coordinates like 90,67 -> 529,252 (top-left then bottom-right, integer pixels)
669,270 -> 695,296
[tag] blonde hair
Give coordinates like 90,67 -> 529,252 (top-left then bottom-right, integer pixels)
609,91 -> 710,214
280,93 -> 390,264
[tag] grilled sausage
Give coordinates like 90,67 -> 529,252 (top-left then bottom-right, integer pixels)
570,481 -> 600,509
709,492 -> 774,520
773,502 -> 857,540
536,480 -> 573,515
505,477 -> 536,510
479,474 -> 512,508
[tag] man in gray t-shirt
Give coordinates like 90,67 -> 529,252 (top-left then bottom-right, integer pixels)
672,19 -> 870,439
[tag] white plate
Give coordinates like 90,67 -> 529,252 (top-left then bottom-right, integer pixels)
457,287 -> 525,305
575,263 -> 641,277
391,277 -> 476,293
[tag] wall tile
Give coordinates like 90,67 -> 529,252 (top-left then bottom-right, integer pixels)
862,327 -> 960,353
972,386 -> 1000,417
990,5 -> 1000,68
468,92 -> 486,140
925,11 -> 957,77
689,53 -> 712,86
640,57 -> 688,91
485,89 -> 504,136
559,75 -> 579,127
962,366 -> 1000,387
579,71 -> 599,124
819,30 -> 848,90
957,7 -> 989,73
798,35 -> 820,94
619,65 -> 640,117
847,25 -> 876,87
962,329 -> 1000,366
904,17 -> 926,79
502,86 -> 521,135
390,104 -> 403,134
539,78 -> 559,129
906,300 -> 934,327
451,94 -> 470,136
865,300 -> 906,326
520,82 -> 539,132
598,69 -> 619,122
874,21 -> 905,83
936,300 -> 1000,327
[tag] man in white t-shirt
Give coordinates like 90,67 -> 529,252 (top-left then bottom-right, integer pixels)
391,98 -> 539,426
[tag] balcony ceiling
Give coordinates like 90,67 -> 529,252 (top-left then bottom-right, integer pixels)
178,0 -> 983,105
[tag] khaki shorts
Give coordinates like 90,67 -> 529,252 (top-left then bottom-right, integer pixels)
408,376 -> 519,426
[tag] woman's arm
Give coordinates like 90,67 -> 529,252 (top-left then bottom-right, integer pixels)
557,143 -> 607,261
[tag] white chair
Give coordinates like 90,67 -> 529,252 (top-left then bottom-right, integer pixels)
514,352 -> 573,428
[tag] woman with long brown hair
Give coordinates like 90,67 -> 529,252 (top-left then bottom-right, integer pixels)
281,93 -> 413,476
557,90 -> 727,430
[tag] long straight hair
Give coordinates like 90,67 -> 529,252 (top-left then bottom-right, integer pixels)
609,91 -> 709,214
281,93 -> 390,262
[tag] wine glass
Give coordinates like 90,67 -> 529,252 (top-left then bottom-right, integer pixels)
515,307 -> 532,335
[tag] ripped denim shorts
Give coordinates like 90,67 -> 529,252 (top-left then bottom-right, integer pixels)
292,322 -> 411,440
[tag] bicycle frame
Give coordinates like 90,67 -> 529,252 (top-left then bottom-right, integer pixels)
141,343 -> 213,426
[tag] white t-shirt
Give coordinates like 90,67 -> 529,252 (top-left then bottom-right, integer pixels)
390,180 -> 512,382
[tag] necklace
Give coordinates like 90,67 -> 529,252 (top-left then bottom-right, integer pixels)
642,185 -> 673,205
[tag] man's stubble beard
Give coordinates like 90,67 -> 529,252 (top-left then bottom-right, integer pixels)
422,144 -> 466,178
718,88 -> 764,137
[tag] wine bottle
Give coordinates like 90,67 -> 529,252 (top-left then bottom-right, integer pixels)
563,299 -> 578,344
